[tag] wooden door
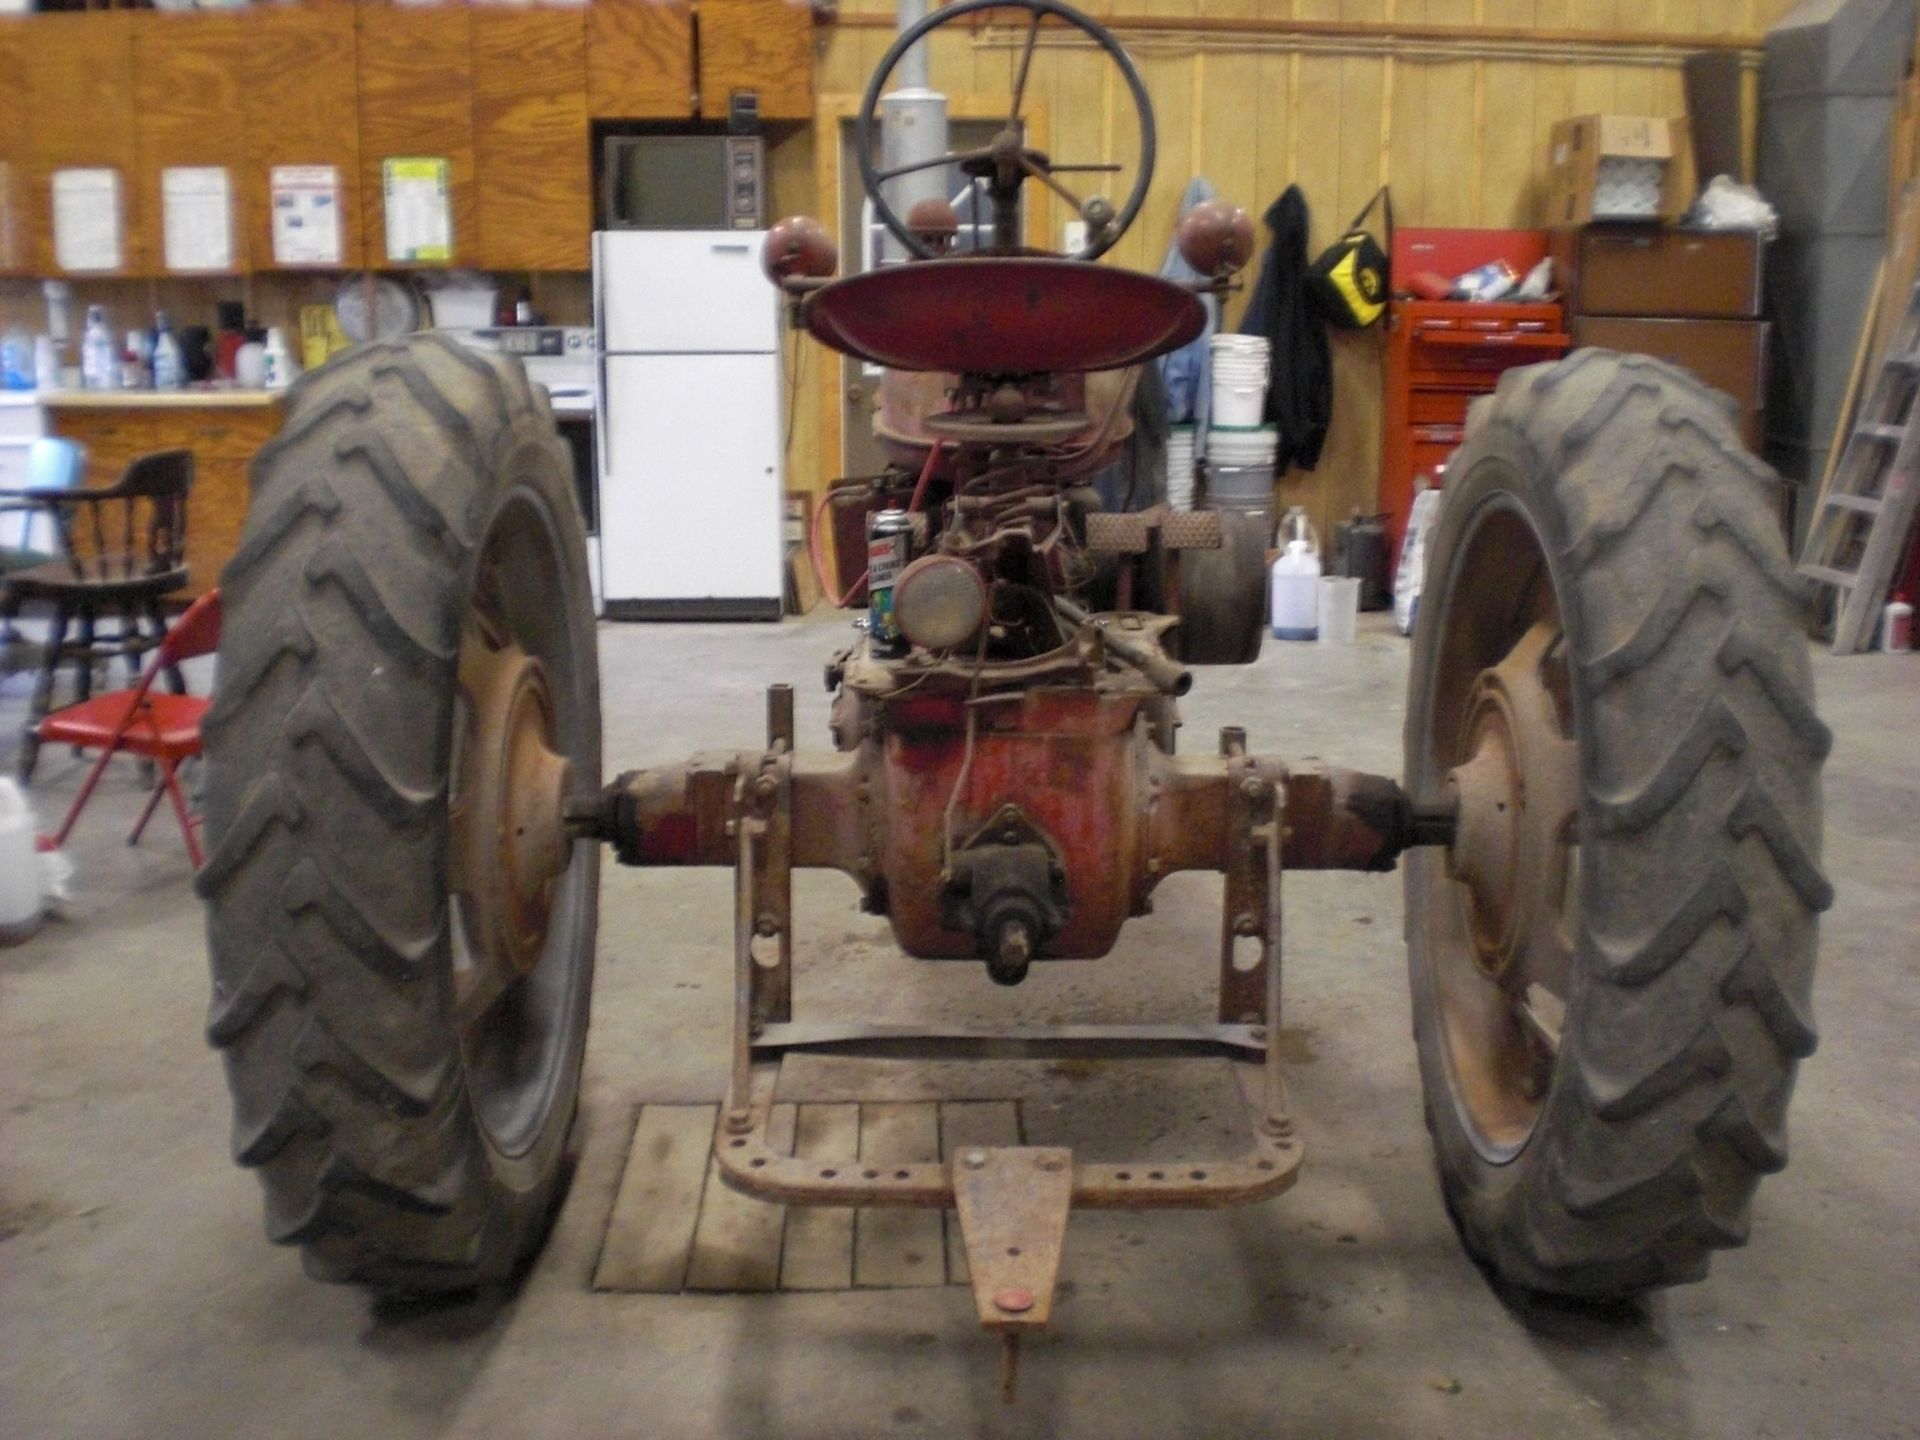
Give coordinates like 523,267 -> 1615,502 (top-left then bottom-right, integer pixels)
245,3 -> 363,273
698,0 -> 814,123
472,8 -> 590,271
0,21 -> 33,277
587,0 -> 694,120
357,3 -> 476,271
25,13 -> 143,277
133,12 -> 253,276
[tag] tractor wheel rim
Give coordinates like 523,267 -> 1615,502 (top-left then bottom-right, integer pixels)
1422,502 -> 1581,1163
446,488 -> 594,1162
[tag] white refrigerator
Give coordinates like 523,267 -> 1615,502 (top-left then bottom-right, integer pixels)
593,230 -> 784,621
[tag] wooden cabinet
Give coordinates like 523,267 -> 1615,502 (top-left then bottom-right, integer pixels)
245,4 -> 363,273
356,2 -> 476,270
23,13 -> 143,277
132,12 -> 254,276
588,0 -> 695,120
699,0 -> 813,122
45,396 -> 284,601
0,23 -> 33,276
472,9 -> 590,271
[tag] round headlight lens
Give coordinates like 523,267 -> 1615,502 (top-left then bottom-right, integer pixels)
893,555 -> 987,652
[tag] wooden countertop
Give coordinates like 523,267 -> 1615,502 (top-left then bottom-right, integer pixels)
38,389 -> 286,411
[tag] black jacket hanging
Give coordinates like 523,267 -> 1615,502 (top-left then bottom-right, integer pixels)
1239,186 -> 1332,471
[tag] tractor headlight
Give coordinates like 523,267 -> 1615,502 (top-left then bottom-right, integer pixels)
893,555 -> 987,652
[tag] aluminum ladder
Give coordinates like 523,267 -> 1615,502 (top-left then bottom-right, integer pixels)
1799,277 -> 1920,653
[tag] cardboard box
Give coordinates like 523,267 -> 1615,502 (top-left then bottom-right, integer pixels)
1548,115 -> 1697,225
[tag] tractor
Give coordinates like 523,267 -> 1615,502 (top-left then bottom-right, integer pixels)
197,0 -> 1829,1389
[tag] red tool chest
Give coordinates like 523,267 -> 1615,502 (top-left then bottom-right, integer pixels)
1381,229 -> 1571,566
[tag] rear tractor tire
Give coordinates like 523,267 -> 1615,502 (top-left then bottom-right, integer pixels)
1404,350 -> 1831,1298
198,334 -> 601,1293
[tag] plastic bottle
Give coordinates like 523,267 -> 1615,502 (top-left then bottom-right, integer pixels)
1884,593 -> 1914,654
1270,506 -> 1322,640
0,778 -> 45,946
152,312 -> 184,390
0,326 -> 31,390
261,327 -> 296,391
81,305 -> 116,391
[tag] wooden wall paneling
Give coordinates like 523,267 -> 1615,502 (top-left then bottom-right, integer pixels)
1292,55 -> 1344,251
1419,63 -> 1478,226
1201,48 -> 1261,223
587,0 -> 694,120
1480,60 -> 1540,224
245,4 -> 363,273
816,30 -> 868,98
1052,47 -> 1107,256
0,24 -> 33,276
357,3 -> 477,271
26,13 -> 142,277
472,8 -> 590,271
133,13 -> 253,276
1130,48 -> 1194,275
1336,56 -> 1386,232
1387,57 -> 1429,231
699,0 -> 814,122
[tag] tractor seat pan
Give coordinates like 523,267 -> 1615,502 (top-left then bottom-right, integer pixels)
804,257 -> 1207,375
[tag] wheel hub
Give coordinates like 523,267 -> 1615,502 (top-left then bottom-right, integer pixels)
450,619 -> 575,1024
1445,622 -> 1577,983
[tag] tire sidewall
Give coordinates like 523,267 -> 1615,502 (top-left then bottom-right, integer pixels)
1404,419 -> 1590,1243
460,430 -> 601,1215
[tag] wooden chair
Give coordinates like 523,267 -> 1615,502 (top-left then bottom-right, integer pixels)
0,448 -> 195,781
38,588 -> 220,870
0,438 -> 85,579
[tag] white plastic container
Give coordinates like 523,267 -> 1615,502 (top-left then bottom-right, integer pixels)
1167,423 -> 1197,511
1883,596 -> 1914,653
426,283 -> 500,330
0,778 -> 45,945
262,328 -> 298,391
1316,576 -> 1360,644
1270,507 -> 1321,640
1213,382 -> 1265,427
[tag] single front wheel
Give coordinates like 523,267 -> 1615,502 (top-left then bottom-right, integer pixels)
1405,350 -> 1831,1297
198,334 -> 600,1293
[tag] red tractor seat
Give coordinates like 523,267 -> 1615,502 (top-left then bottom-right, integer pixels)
805,257 -> 1206,375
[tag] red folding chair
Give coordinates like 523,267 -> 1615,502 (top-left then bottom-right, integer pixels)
37,588 -> 220,869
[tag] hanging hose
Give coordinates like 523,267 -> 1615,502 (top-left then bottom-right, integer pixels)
809,442 -> 947,609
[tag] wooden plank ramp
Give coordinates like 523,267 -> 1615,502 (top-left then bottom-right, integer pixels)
597,1099 -> 1025,1293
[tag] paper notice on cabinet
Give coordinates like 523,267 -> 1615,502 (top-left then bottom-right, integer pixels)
382,156 -> 452,264
51,168 -> 122,273
162,166 -> 233,272
270,165 -> 343,267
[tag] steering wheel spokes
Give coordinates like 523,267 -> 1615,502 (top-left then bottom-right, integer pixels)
857,0 -> 1156,263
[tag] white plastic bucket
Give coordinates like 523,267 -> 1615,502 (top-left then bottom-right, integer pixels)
1213,382 -> 1265,427
1316,576 -> 1361,645
0,779 -> 45,945
1166,425 -> 1197,511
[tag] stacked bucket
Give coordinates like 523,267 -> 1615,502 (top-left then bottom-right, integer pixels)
1167,423 -> 1198,511
1207,334 -> 1279,538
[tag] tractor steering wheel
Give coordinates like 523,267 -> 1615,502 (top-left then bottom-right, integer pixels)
856,0 -> 1157,263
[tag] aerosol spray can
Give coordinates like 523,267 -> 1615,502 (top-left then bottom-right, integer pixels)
866,508 -> 912,656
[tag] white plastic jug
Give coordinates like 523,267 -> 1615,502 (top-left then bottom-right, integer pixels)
0,778 -> 45,945
1270,507 -> 1321,640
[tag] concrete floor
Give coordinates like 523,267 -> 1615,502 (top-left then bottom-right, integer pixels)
2,609 -> 1916,1440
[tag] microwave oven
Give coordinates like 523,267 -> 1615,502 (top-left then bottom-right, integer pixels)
601,134 -> 764,231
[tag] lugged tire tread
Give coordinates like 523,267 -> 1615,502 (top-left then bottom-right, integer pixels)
202,336 -> 593,1292
1408,348 -> 1827,1298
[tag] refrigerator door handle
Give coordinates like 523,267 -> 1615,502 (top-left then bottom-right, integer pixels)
595,356 -> 611,479
710,241 -> 752,253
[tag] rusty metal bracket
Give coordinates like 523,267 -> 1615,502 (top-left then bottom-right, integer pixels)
716,1059 -> 1303,1213
952,1144 -> 1074,1402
